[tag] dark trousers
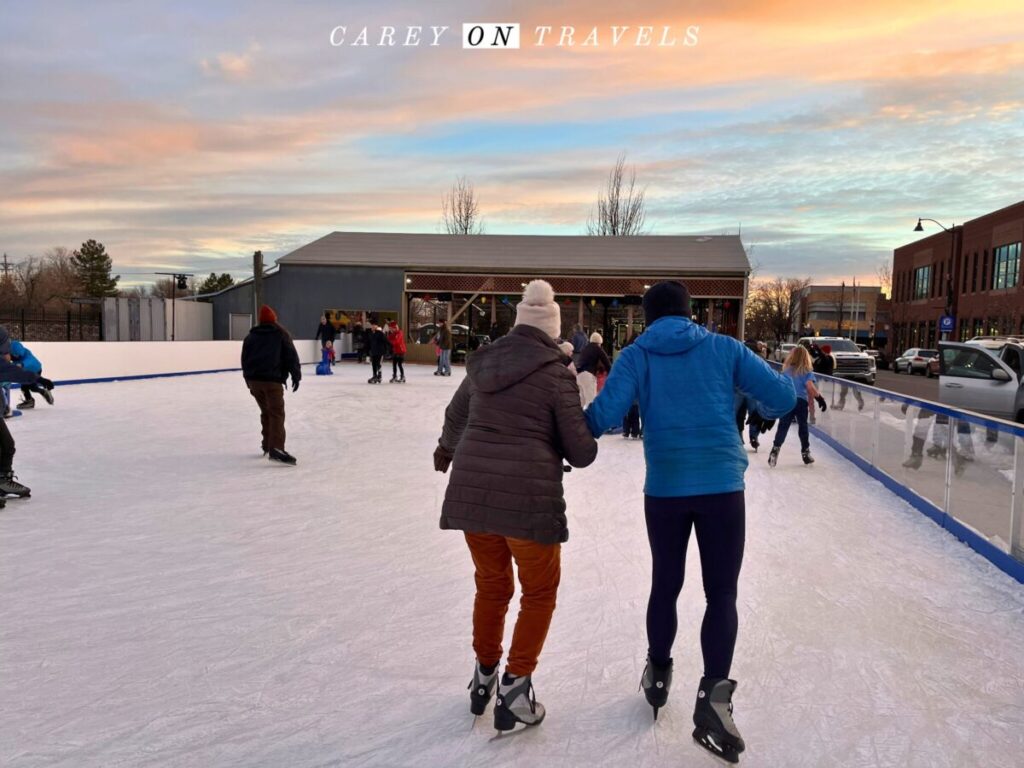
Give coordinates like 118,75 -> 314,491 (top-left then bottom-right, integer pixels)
0,417 -> 15,473
370,355 -> 383,379
645,492 -> 745,678
392,355 -> 405,379
623,402 -> 642,437
774,398 -> 810,451
246,380 -> 286,451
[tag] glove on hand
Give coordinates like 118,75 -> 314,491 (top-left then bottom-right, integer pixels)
815,395 -> 827,412
292,379 -> 300,392
760,419 -> 776,434
434,445 -> 453,473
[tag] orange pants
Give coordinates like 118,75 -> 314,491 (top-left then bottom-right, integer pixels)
465,533 -> 561,677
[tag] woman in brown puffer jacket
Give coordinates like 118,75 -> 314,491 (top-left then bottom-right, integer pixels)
433,279 -> 597,732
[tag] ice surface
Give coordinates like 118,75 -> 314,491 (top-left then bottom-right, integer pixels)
2,364 -> 1023,768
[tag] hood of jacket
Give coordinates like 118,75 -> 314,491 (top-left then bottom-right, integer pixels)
249,323 -> 281,337
467,324 -> 564,393
634,315 -> 710,356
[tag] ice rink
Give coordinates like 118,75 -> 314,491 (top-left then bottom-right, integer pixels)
3,363 -> 1023,768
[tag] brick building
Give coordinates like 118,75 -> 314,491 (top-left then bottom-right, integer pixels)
891,200 -> 1024,353
793,284 -> 888,348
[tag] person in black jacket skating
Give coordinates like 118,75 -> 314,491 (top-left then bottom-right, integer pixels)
241,305 -> 301,465
366,323 -> 390,383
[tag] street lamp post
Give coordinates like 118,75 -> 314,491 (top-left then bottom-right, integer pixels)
914,218 -> 958,341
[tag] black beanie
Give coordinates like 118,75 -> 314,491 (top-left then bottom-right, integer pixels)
643,281 -> 691,325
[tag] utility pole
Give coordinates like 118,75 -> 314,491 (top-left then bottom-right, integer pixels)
253,250 -> 264,322
0,253 -> 11,284
836,282 -> 845,337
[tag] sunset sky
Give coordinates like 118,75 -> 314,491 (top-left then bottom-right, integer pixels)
2,0 -> 1023,286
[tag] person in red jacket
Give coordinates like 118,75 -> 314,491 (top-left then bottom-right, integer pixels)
386,320 -> 407,383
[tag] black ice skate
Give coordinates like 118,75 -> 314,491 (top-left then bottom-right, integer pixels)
0,472 -> 31,497
903,436 -> 924,469
802,450 -> 815,465
693,677 -> 745,764
41,388 -> 54,405
267,448 -> 297,466
750,437 -> 759,452
468,661 -> 499,716
494,673 -> 545,731
768,446 -> 779,467
926,444 -> 947,460
398,376 -> 406,383
640,655 -> 673,720
16,399 -> 35,409
389,376 -> 398,383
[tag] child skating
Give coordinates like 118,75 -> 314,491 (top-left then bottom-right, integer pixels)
768,345 -> 827,467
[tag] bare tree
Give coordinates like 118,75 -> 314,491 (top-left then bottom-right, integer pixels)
876,260 -> 892,298
14,256 -> 46,309
441,176 -> 484,235
586,153 -> 647,236
745,277 -> 812,343
41,247 -> 81,305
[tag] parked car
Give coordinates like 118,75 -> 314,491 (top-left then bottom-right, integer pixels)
773,343 -> 796,363
893,348 -> 939,375
938,340 -> 1024,421
416,323 -> 473,362
797,336 -> 876,384
862,348 -> 890,370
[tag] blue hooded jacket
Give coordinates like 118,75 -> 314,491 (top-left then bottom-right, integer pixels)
10,341 -> 42,374
585,316 -> 796,497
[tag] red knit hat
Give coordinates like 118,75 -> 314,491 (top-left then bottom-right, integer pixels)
258,305 -> 277,324
821,344 -> 832,354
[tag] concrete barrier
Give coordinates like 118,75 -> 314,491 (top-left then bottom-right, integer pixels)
19,340 -> 321,384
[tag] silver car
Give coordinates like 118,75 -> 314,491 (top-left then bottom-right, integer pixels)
937,341 -> 1024,422
893,347 -> 939,375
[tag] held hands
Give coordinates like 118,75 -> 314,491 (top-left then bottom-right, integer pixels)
433,445 -> 453,473
815,395 -> 827,412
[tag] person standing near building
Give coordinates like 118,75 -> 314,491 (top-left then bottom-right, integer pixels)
576,332 -> 611,407
434,319 -> 453,376
241,305 -> 301,465
365,323 -> 389,384
570,324 -> 588,365
433,279 -> 597,732
583,281 -> 795,764
315,315 -> 336,364
352,323 -> 368,364
386,320 -> 407,383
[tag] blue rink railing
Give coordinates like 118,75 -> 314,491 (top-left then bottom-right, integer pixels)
783,369 -> 1024,583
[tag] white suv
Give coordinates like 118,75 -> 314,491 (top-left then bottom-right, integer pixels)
798,337 -> 876,384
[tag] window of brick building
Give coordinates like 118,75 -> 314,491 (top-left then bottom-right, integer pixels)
993,242 -> 1022,290
937,262 -> 944,298
927,320 -> 936,347
913,265 -> 931,299
962,254 -> 969,294
959,319 -> 969,341
972,252 -> 978,292
981,250 -> 988,291
974,318 -> 984,337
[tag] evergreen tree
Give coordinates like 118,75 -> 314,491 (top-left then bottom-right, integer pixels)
197,272 -> 235,294
72,239 -> 120,297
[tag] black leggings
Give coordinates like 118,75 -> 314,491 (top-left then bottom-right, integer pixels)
645,492 -> 745,678
774,398 -> 810,451
392,355 -> 405,379
0,416 -> 15,473
370,355 -> 382,379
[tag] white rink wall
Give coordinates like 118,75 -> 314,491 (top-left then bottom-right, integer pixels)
22,340 -> 322,383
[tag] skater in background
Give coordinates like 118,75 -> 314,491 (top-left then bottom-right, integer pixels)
570,323 -> 588,365
768,345 -> 827,467
352,323 -> 368,364
810,343 -> 835,424
241,305 -> 301,466
386,320 -> 407,383
434,320 -> 453,376
315,315 -> 336,363
9,340 -> 55,409
434,280 -> 597,733
584,281 -> 795,763
576,332 -> 611,407
315,341 -> 334,376
366,323 -> 390,384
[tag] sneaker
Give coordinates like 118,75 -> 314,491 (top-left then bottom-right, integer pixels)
768,447 -> 779,467
468,661 -> 499,716
267,448 -> 297,466
16,399 -> 35,409
0,472 -> 31,497
41,388 -> 54,406
494,673 -> 546,731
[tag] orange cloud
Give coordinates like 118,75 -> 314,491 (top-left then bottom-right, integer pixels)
200,43 -> 260,80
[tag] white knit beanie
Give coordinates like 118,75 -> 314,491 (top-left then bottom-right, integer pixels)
590,331 -> 603,345
514,280 -> 562,339
557,341 -> 574,358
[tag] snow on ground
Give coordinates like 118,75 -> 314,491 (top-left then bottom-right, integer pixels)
2,363 -> 1023,768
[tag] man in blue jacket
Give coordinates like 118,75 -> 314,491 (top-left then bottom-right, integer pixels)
585,281 -> 795,763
